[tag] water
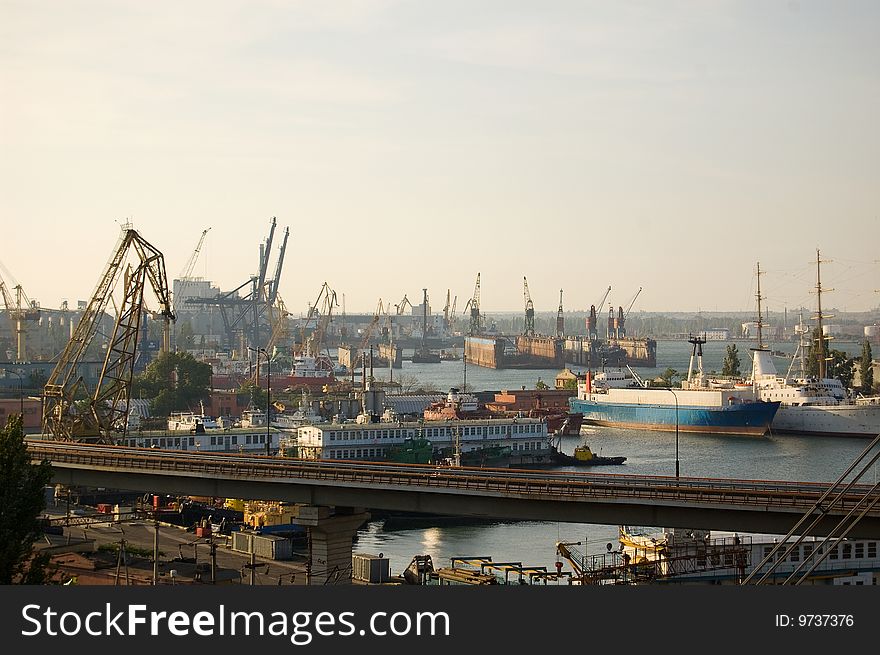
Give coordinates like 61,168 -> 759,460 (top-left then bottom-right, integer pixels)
351,338 -> 876,576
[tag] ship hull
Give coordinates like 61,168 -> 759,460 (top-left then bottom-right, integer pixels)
770,403 -> 880,438
570,398 -> 779,436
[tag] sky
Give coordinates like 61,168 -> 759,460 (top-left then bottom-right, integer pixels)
1,0 -> 878,317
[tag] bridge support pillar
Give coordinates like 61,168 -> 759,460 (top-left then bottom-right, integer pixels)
295,506 -> 369,585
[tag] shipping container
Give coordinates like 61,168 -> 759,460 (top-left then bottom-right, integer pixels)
352,553 -> 390,583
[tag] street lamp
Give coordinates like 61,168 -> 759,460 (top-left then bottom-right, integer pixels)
665,388 -> 680,480
249,347 -> 271,456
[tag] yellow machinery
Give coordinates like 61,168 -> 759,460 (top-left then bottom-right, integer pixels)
42,226 -> 174,443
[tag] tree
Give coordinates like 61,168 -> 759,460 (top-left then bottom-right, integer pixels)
721,344 -> 741,377
656,368 -> 679,387
827,350 -> 855,390
805,327 -> 823,378
238,381 -> 267,410
0,415 -> 54,584
561,377 -> 578,391
535,378 -> 549,390
132,351 -> 212,417
859,339 -> 874,394
178,319 -> 195,350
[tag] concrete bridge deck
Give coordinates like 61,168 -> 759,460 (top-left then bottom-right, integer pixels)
28,441 -> 880,538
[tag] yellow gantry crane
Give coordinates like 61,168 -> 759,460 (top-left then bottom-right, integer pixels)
42,226 -> 175,443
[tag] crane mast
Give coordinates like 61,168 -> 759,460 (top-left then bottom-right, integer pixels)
556,289 -> 564,338
523,276 -> 535,336
43,227 -> 174,443
0,270 -> 41,362
467,272 -> 482,336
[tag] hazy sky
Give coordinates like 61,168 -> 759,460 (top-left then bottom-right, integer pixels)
2,1 -> 878,317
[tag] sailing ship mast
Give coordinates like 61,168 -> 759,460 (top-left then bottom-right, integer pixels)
814,250 -> 833,380
755,262 -> 767,351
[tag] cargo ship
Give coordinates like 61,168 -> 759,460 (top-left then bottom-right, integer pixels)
569,336 -> 780,436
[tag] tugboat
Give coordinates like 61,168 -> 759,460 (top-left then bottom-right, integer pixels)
551,444 -> 626,467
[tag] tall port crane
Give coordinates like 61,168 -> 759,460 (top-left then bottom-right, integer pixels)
43,226 -> 174,443
183,218 -> 287,354
523,276 -> 535,336
464,272 -> 482,336
556,289 -> 565,338
173,227 -> 210,310
617,287 -> 642,338
0,266 -> 41,362
587,285 -> 611,340
359,298 -> 385,352
297,282 -> 338,359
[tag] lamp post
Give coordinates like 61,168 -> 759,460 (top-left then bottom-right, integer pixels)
666,388 -> 680,480
249,347 -> 271,455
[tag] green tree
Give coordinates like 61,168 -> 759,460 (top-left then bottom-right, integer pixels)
0,415 -> 54,584
805,327 -> 823,378
238,381 -> 267,410
656,368 -> 679,387
561,377 -> 578,391
827,350 -> 855,390
721,344 -> 741,377
132,351 -> 212,417
178,319 -> 195,350
535,378 -> 549,390
859,339 -> 874,394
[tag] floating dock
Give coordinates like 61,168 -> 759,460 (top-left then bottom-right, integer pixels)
465,334 -> 656,369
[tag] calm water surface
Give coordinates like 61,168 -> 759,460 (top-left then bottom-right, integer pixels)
352,338 -> 876,576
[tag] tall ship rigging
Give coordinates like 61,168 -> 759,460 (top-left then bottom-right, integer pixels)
747,255 -> 880,437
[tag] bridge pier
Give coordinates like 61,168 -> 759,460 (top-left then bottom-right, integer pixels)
294,505 -> 370,585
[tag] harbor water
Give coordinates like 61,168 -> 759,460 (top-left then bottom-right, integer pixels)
353,338 -> 877,577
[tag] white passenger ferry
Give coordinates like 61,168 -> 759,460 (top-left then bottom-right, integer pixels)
296,414 -> 549,462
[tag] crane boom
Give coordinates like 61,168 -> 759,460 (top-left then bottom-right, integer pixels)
269,226 -> 289,303
173,227 -> 210,315
43,227 -> 175,442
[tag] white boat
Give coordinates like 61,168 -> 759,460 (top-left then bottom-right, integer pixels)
746,259 -> 880,437
167,408 -> 219,432
590,366 -> 641,390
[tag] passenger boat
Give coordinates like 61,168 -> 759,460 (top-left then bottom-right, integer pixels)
569,336 -> 780,436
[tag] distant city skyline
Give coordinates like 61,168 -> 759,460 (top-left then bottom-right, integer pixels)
2,1 -> 878,315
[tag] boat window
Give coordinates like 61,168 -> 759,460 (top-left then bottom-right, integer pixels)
842,543 -> 852,559
855,543 -> 864,559
789,546 -> 799,562
868,542 -> 877,558
829,545 -> 839,560
803,544 -> 813,560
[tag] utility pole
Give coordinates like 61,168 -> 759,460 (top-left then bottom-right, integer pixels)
210,540 -> 217,584
153,514 -> 159,585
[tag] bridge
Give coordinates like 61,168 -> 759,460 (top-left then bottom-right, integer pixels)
29,441 -> 880,539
